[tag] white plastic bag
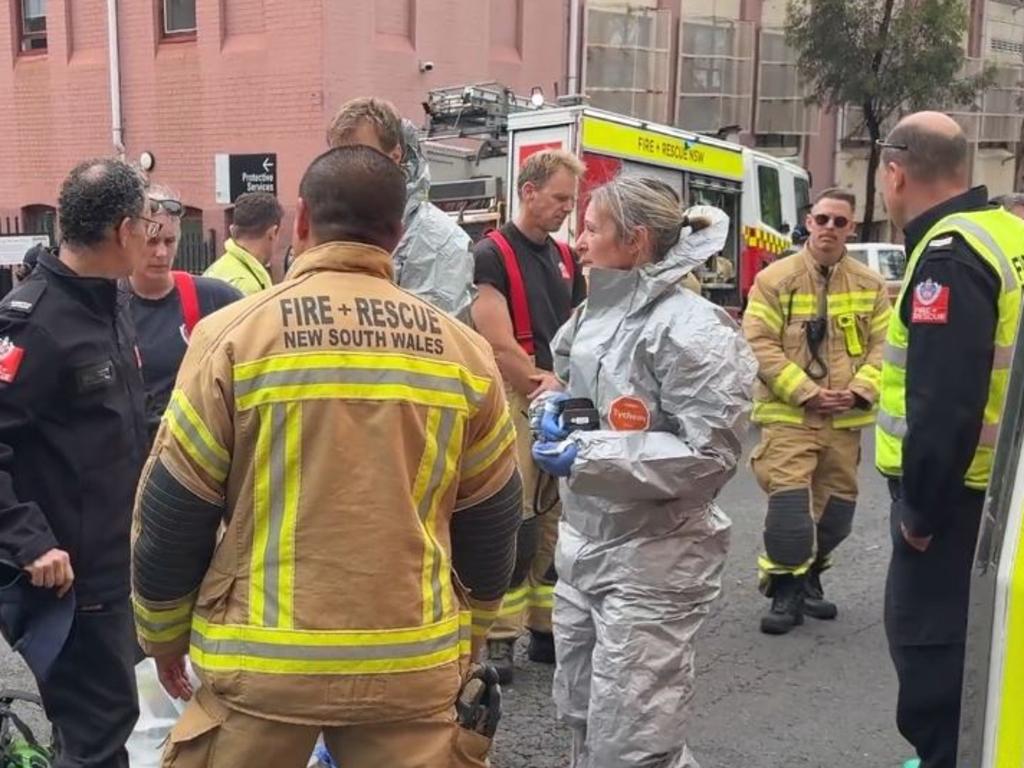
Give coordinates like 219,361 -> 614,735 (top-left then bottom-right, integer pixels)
127,658 -> 200,768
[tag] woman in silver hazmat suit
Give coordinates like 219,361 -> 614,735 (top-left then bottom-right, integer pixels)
532,177 -> 756,768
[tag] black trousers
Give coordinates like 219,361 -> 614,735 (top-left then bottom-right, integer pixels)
888,642 -> 964,768
885,480 -> 983,768
36,598 -> 139,768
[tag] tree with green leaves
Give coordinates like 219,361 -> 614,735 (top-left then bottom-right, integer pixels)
786,0 -> 992,238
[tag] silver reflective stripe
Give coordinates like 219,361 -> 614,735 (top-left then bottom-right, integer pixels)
262,403 -> 288,628
420,410 -> 457,624
877,411 -> 907,438
883,343 -> 907,367
993,344 -> 1014,369
944,216 -> 1018,291
135,614 -> 189,635
166,397 -> 230,480
978,422 -> 1000,449
236,366 -> 473,401
191,628 -> 459,661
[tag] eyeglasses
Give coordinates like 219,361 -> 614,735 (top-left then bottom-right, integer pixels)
813,214 -> 851,228
149,198 -> 184,217
137,216 -> 164,238
875,139 -> 908,151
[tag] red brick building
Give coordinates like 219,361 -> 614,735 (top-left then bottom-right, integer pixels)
0,0 -> 569,263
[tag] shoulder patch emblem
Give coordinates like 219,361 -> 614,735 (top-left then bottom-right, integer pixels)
0,337 -> 25,383
927,236 -> 954,249
911,279 -> 950,324
608,395 -> 651,431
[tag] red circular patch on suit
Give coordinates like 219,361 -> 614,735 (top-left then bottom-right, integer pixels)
608,396 -> 651,431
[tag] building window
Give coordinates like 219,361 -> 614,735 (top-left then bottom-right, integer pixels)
677,17 -> 754,134
19,0 -> 47,53
163,0 -> 197,37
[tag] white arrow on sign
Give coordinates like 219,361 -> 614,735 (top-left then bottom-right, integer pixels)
263,157 -> 274,173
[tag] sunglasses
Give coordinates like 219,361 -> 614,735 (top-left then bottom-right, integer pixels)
875,139 -> 908,151
812,214 -> 851,228
149,198 -> 184,217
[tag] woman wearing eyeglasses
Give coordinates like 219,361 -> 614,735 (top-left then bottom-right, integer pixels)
529,177 -> 756,768
742,188 -> 892,635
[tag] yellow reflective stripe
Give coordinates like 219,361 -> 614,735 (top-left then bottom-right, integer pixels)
134,597 -> 194,642
752,401 -> 805,425
249,405 -> 272,626
757,554 -> 812,577
993,515 -> 1024,762
462,406 -> 516,480
827,291 -> 878,315
190,613 -> 465,675
772,362 -> 810,401
249,401 -> 303,629
744,300 -> 782,334
529,585 -> 555,610
779,292 -> 816,316
871,308 -> 892,334
832,411 -> 876,429
234,352 -> 491,414
853,364 -> 881,391
165,390 -> 230,484
498,585 -> 529,617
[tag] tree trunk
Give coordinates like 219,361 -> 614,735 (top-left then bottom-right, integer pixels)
862,105 -> 882,241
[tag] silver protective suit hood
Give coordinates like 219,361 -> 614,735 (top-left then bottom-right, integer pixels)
393,120 -> 475,321
550,205 -> 757,768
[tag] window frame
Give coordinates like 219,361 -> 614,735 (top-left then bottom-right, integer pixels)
161,0 -> 197,40
17,0 -> 48,56
757,163 -> 784,232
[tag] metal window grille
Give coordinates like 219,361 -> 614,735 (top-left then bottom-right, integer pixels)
164,0 -> 197,36
755,29 -> 817,136
677,16 -> 754,134
583,6 -> 672,123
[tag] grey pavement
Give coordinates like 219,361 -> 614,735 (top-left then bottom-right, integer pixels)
0,432 -> 908,767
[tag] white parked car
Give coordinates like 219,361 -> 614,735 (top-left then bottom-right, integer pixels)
846,242 -> 906,302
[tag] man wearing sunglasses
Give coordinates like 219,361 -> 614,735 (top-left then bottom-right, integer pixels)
0,159 -> 151,767
127,187 -> 242,445
875,112 -> 1024,768
744,188 -> 891,636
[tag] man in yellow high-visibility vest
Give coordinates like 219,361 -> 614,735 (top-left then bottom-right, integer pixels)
876,111 -> 1024,768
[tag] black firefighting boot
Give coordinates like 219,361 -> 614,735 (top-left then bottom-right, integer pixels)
487,639 -> 516,685
760,574 -> 805,635
804,565 -> 838,620
527,630 -> 556,664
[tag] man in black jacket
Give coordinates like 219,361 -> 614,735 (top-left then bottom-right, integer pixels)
0,158 -> 150,768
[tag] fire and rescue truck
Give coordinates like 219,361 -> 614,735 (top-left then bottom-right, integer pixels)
422,83 -> 810,314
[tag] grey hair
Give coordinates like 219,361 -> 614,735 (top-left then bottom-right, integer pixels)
58,158 -> 147,248
996,192 -> 1024,210
147,183 -> 178,203
589,176 -> 686,262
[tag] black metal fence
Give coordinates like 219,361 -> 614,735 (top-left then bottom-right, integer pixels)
177,229 -> 220,275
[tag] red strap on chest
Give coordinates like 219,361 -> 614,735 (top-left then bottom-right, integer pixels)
172,271 -> 201,338
485,231 -> 575,356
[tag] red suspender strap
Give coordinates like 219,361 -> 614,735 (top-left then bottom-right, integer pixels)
555,241 -> 575,282
172,271 -> 201,338
486,231 -> 536,355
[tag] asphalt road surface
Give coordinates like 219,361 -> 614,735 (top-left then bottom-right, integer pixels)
0,432 -> 908,767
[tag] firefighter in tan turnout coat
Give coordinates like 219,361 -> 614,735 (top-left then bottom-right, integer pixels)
131,147 -> 522,768
743,188 -> 891,635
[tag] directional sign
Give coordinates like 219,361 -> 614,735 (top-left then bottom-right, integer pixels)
214,153 -> 278,204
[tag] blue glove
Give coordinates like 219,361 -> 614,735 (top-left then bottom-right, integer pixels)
529,392 -> 571,441
532,439 -> 577,478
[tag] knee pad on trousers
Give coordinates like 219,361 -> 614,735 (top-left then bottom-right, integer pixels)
817,496 -> 855,560
764,488 -> 814,568
510,515 -> 540,586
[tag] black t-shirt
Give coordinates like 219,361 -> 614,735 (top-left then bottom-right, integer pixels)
129,276 -> 242,439
472,223 -> 587,371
